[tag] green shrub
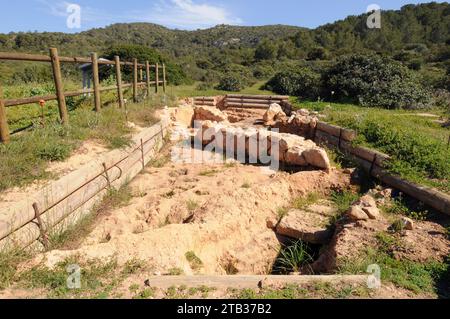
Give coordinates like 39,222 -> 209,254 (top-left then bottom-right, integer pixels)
264,68 -> 321,99
216,75 -> 244,92
324,54 -> 432,109
273,241 -> 314,274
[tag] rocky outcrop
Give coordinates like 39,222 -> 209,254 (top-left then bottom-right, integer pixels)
194,105 -> 229,123
263,103 -> 286,125
194,122 -> 331,171
276,209 -> 334,245
273,109 -> 319,138
312,191 -> 449,273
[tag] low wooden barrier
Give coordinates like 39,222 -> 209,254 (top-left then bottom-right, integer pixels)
193,94 -> 289,110
312,119 -> 450,215
0,115 -> 170,251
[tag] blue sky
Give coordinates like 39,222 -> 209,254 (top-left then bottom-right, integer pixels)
0,0 -> 446,33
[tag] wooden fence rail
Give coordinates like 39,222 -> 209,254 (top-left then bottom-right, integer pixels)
0,48 -> 168,143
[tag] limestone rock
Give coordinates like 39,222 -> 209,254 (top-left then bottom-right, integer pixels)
401,217 -> 414,231
276,209 -> 333,244
362,206 -> 380,220
194,105 -> 228,123
263,103 -> 286,123
303,148 -> 331,171
346,206 -> 369,221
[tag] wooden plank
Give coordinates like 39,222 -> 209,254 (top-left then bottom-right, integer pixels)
226,98 -> 286,105
155,63 -> 159,94
142,275 -> 368,290
91,52 -> 101,112
0,85 -> 10,143
49,48 -> 68,125
225,102 -> 270,109
226,94 -> 289,100
114,56 -> 125,109
146,61 -> 151,96
133,58 -> 138,103
317,121 -> 357,142
0,52 -> 52,62
162,63 -> 167,93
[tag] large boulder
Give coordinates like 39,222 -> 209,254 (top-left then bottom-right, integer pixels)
276,209 -> 333,245
303,148 -> 331,171
194,106 -> 229,123
263,103 -> 286,124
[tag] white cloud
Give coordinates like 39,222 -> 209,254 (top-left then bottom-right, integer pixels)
36,0 -> 242,30
36,0 -> 116,23
133,0 -> 243,29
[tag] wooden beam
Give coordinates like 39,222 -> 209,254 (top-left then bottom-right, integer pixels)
114,56 -> 125,109
141,275 -> 369,290
91,52 -> 101,112
133,58 -> 138,103
155,63 -> 159,94
162,63 -> 167,93
49,48 -> 68,125
146,61 -> 151,97
0,84 -> 10,144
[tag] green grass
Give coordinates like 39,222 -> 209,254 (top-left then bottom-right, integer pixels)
198,169 -> 219,177
186,199 -> 199,212
272,241 -> 314,274
234,283 -> 370,299
165,80 -> 275,98
292,99 -> 450,193
292,192 -> 322,210
17,256 -> 119,298
185,251 -> 203,271
338,231 -> 449,296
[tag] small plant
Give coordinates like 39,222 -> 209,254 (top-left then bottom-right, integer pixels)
186,199 -> 199,212
167,268 -> 184,276
273,241 -> 314,274
163,190 -> 175,198
199,169 -> 218,177
133,288 -> 156,299
292,192 -> 321,210
185,251 -> 203,271
330,190 -> 359,214
122,259 -> 147,275
277,207 -> 289,220
241,182 -> 251,189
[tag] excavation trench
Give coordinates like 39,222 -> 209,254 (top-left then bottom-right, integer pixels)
29,104 -> 352,278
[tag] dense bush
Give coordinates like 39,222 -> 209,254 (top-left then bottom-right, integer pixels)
264,68 -> 321,99
324,54 -> 432,109
216,75 -> 244,92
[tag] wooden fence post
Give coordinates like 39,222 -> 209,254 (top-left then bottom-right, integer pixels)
0,84 -> 10,144
155,63 -> 159,94
162,63 -> 167,93
133,58 -> 138,103
91,52 -> 101,112
114,56 -> 125,109
139,68 -> 143,82
146,61 -> 151,97
49,48 -> 68,125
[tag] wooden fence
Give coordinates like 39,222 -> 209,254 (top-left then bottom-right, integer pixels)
0,48 -> 168,144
